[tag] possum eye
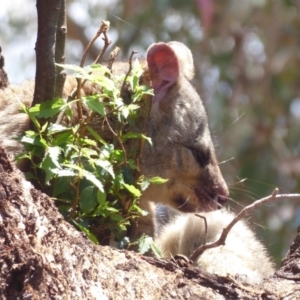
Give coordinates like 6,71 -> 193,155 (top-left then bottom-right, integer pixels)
185,145 -> 211,168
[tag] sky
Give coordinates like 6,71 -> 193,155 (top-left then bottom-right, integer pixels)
1,0 -> 37,83
1,0 -> 117,84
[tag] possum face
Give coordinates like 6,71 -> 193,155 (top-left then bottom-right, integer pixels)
140,42 -> 228,213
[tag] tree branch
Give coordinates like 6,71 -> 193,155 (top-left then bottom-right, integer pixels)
54,0 -> 67,98
190,189 -> 300,261
33,0 -> 62,107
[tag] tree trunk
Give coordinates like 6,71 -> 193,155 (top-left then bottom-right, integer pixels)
33,0 -> 64,106
0,145 -> 299,299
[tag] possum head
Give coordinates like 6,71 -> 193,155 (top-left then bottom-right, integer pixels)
140,42 -> 228,213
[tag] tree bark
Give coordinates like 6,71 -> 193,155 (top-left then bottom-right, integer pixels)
33,0 -> 63,106
0,145 -> 299,299
0,47 -> 9,89
54,0 -> 67,98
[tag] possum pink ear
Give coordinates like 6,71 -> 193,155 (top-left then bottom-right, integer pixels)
146,43 -> 179,102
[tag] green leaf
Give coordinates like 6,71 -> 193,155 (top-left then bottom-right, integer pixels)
121,132 -> 152,145
20,131 -> 47,147
29,98 -> 65,118
94,159 -> 115,178
19,102 -> 41,130
149,176 -> 168,184
80,186 -> 98,214
55,169 -> 76,177
100,144 -> 114,158
40,148 -> 62,184
136,234 -> 162,256
48,123 -> 69,133
122,183 -> 141,198
86,126 -> 106,145
121,106 -> 129,119
105,207 -> 119,213
137,234 -> 153,254
150,241 -> 163,258
51,131 -> 74,146
139,178 -> 150,191
47,146 -> 61,169
132,85 -> 154,102
83,96 -> 106,116
56,63 -> 86,73
81,147 -> 98,158
72,220 -> 99,245
53,175 -> 74,197
24,172 -> 36,181
96,190 -> 107,206
64,164 -> 104,192
80,170 -> 104,192
127,104 -> 140,111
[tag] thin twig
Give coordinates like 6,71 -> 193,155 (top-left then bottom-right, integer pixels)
107,46 -> 120,71
94,23 -> 111,65
79,25 -> 111,92
195,214 -> 208,245
189,189 -> 300,262
105,116 -> 128,164
68,177 -> 81,219
77,21 -> 110,122
104,116 -> 117,137
80,21 -> 110,68
120,50 -> 138,94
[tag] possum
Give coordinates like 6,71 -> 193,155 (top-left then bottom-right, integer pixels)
0,41 -> 228,238
155,208 -> 275,285
0,41 -> 275,282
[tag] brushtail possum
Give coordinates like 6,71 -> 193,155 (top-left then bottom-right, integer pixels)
155,208 -> 275,284
0,41 -> 228,237
0,41 -> 274,282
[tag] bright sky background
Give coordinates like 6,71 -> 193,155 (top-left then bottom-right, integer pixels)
1,0 -> 37,83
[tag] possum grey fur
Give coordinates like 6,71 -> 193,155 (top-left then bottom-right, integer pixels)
155,209 -> 275,284
0,42 -> 228,237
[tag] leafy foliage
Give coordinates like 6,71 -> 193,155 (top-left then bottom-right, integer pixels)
16,61 -> 165,249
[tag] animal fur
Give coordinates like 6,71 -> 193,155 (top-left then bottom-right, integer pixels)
0,42 -> 229,237
155,209 -> 275,284
0,41 -> 274,282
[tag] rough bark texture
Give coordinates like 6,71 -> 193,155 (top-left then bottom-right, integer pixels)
33,0 -> 62,106
0,145 -> 299,299
0,47 -> 9,89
